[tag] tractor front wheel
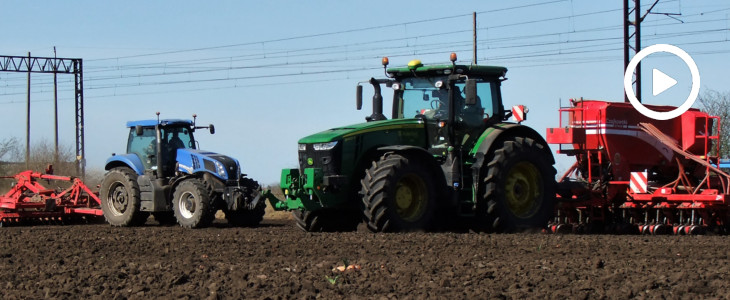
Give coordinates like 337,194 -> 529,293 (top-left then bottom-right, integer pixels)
99,167 -> 149,226
479,137 -> 556,232
361,153 -> 436,232
172,179 -> 215,228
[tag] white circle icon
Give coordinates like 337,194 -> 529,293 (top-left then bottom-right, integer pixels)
623,44 -> 700,120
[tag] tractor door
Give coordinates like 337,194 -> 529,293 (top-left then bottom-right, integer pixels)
127,127 -> 158,171
452,80 -> 500,149
396,77 -> 451,155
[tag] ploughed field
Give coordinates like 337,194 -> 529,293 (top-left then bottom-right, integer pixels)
1,218 -> 729,299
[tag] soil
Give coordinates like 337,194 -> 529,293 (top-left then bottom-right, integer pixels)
1,218 -> 728,299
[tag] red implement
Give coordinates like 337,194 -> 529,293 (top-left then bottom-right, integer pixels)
0,170 -> 103,225
546,99 -> 729,234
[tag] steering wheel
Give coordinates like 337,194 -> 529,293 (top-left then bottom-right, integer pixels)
431,99 -> 445,110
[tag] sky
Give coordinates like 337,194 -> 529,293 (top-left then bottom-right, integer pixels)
1,0 -> 730,184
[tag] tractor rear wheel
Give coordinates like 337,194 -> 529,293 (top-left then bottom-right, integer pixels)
361,153 -> 436,232
479,137 -> 556,233
292,209 -> 360,232
172,179 -> 215,228
99,167 -> 149,226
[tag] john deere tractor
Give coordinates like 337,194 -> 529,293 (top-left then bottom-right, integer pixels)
266,53 -> 556,232
100,114 -> 264,228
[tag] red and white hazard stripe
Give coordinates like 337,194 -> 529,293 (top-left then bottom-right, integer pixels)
512,105 -> 527,122
630,171 -> 648,194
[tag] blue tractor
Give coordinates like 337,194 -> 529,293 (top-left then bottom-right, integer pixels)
99,113 -> 264,228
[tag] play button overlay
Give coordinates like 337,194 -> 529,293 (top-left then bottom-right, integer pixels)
623,43 -> 700,120
652,68 -> 677,96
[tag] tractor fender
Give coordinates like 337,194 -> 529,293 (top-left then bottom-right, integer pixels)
470,123 -> 554,170
105,154 -> 145,175
376,145 -> 446,185
377,145 -> 438,165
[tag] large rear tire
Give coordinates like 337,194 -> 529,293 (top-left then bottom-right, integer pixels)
172,179 -> 215,228
292,209 -> 360,232
479,137 -> 556,233
99,167 -> 149,226
361,153 -> 436,232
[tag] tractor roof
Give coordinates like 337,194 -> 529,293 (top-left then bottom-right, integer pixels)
387,63 -> 507,78
126,119 -> 193,128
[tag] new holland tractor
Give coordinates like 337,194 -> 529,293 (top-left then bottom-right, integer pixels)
100,114 -> 264,228
265,53 -> 556,232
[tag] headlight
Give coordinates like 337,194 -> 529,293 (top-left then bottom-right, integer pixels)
313,141 -> 338,151
214,161 -> 227,178
298,143 -> 306,151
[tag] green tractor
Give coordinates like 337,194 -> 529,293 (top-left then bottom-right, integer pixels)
265,53 -> 556,232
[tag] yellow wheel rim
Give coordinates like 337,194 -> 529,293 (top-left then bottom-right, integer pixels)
394,174 -> 427,222
505,161 -> 542,218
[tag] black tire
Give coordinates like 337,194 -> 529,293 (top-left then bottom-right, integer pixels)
172,179 -> 215,228
479,137 -> 556,233
293,210 -> 325,232
99,167 -> 149,226
292,209 -> 361,232
152,212 -> 177,226
361,153 -> 437,232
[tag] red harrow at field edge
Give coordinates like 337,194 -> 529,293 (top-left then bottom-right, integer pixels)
0,170 -> 103,226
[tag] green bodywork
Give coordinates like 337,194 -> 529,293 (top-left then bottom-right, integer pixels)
266,118 -> 428,211
263,59 -> 544,218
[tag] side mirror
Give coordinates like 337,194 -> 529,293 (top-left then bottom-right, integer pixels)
209,124 -> 215,134
135,125 -> 143,136
356,85 -> 363,110
464,79 -> 477,105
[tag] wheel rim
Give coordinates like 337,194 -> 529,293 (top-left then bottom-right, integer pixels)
177,191 -> 196,219
394,174 -> 427,222
106,181 -> 129,216
505,161 -> 542,218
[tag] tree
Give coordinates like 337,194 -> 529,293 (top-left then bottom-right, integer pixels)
0,137 -> 21,174
698,89 -> 730,158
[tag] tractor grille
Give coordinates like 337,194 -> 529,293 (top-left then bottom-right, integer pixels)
299,144 -> 342,177
209,155 -> 240,180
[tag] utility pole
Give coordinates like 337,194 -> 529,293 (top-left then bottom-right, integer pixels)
473,12 -> 477,64
624,0 -> 661,103
53,47 -> 59,164
26,52 -> 31,170
1,54 -> 85,176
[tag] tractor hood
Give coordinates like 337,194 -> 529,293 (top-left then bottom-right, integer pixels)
298,118 -> 425,144
176,148 -> 240,181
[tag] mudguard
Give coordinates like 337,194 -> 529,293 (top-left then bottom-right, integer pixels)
105,154 -> 145,175
469,123 -> 554,164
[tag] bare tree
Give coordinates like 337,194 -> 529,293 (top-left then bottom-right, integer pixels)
698,89 -> 730,158
6,138 -> 77,176
0,137 -> 21,175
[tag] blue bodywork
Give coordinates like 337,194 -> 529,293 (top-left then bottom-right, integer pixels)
176,148 -> 240,181
105,153 -> 146,175
105,119 -> 239,181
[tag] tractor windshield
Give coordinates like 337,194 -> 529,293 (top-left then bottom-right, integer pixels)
396,76 -> 449,120
162,126 -> 194,150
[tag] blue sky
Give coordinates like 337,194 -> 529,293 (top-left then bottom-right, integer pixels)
2,0 -> 730,184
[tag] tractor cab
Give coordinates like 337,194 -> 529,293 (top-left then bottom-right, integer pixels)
358,53 -> 508,153
127,119 -> 196,176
